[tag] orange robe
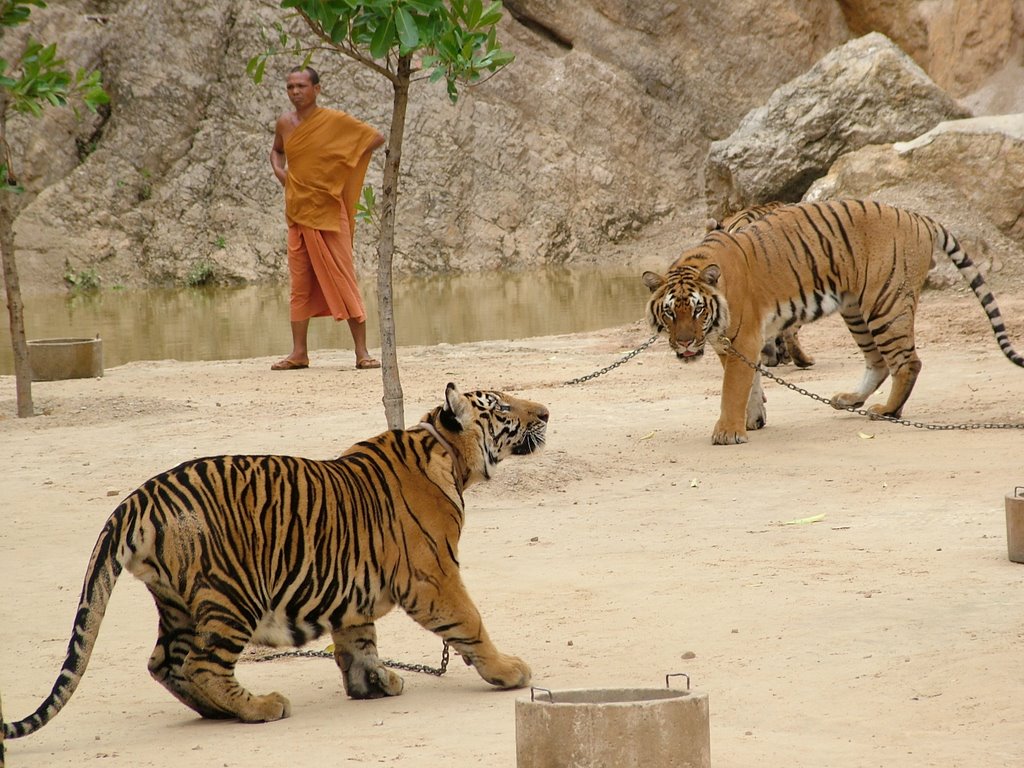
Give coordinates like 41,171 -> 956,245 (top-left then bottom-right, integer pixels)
283,107 -> 380,322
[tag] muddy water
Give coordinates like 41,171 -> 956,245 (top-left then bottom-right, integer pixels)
1,267 -> 651,373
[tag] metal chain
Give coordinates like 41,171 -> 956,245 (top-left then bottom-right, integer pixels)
720,337 -> 1024,431
563,334 -> 660,385
245,642 -> 451,677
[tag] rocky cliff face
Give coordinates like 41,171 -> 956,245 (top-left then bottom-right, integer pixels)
2,0 -> 1021,291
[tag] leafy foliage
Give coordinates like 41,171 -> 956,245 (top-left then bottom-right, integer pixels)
63,265 -> 100,293
186,258 -> 216,287
354,184 -> 377,228
0,1 -> 109,191
248,0 -> 514,102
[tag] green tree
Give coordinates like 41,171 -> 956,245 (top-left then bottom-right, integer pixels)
0,0 -> 108,417
250,0 -> 513,429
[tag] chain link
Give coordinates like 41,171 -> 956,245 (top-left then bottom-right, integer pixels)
720,337 -> 1024,431
245,642 -> 451,677
563,334 -> 660,385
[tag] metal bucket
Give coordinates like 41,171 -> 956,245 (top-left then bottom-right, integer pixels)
516,675 -> 709,768
1006,487 -> 1024,564
27,336 -> 103,381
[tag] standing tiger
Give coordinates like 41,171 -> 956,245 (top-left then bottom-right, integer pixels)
643,199 -> 1024,445
707,202 -> 814,368
1,384 -> 548,748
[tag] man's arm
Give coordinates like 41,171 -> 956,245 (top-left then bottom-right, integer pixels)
270,116 -> 288,186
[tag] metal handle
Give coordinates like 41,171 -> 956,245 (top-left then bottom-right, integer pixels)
665,672 -> 691,690
530,686 -> 554,702
1016,486 -> 1024,498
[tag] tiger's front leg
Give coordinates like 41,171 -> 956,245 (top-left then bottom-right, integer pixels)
404,575 -> 530,690
331,622 -> 405,699
713,346 -> 762,445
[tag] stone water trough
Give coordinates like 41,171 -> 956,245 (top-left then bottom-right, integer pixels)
516,676 -> 710,768
28,336 -> 103,381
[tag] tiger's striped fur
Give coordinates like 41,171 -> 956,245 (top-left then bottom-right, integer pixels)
643,199 -> 1024,445
708,202 -> 815,368
2,384 -> 548,741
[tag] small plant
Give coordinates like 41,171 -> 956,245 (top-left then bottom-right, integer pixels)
138,167 -> 152,201
355,185 -> 379,233
185,259 -> 215,287
213,235 -> 226,249
63,266 -> 100,293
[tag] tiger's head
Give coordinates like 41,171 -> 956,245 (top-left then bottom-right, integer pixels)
423,383 -> 549,487
642,264 -> 728,362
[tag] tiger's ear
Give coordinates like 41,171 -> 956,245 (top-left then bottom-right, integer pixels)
700,264 -> 721,286
442,382 -> 470,431
642,271 -> 665,293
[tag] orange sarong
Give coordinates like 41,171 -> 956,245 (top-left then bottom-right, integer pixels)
283,107 -> 380,322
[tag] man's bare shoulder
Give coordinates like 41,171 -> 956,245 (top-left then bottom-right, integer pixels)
275,110 -> 302,142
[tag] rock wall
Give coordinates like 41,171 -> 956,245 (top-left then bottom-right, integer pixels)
1,0 -> 1020,291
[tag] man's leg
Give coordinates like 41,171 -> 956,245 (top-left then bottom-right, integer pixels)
288,319 -> 310,362
273,228 -> 314,370
348,318 -> 379,369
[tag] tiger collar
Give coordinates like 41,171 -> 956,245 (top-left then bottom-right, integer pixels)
410,420 -> 468,494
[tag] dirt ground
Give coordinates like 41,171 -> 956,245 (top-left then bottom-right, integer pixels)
2,292 -> 1023,768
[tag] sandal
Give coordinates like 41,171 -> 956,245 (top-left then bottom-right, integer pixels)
271,359 -> 309,371
356,358 -> 381,370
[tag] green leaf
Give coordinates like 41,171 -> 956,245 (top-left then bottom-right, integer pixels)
467,0 -> 483,28
395,7 -> 419,50
478,1 -> 503,27
404,0 -> 441,12
369,11 -> 396,59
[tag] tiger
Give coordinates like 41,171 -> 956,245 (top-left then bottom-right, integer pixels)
642,199 -> 1024,445
706,202 -> 814,369
1,383 -> 548,746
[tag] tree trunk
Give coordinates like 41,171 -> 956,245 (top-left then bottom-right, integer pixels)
0,99 -> 33,418
376,55 -> 411,430
0,192 -> 33,418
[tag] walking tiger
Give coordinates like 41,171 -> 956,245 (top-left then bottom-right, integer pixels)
1,384 -> 548,748
643,199 -> 1024,444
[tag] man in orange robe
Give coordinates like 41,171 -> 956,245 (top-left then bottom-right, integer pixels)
269,66 -> 386,370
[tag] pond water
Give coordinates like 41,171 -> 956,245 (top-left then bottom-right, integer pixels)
0,267 -> 652,374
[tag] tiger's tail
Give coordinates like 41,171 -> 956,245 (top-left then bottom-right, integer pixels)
1,509 -> 126,740
933,219 -> 1024,368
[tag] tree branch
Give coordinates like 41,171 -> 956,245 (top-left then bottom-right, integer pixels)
293,8 -> 398,84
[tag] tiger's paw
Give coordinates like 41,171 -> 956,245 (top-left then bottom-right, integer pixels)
866,404 -> 901,420
712,422 -> 748,445
830,392 -> 867,410
478,654 -> 531,689
745,406 -> 766,431
238,691 -> 291,723
341,656 -> 405,699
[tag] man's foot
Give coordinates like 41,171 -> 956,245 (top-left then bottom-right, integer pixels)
271,358 -> 309,371
355,358 -> 381,370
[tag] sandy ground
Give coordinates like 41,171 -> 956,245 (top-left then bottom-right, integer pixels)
2,292 -> 1023,768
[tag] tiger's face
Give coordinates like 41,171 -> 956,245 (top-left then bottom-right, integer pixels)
642,264 -> 726,362
428,383 -> 549,485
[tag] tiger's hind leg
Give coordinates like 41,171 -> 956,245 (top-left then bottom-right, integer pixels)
180,616 -> 291,722
331,622 -> 404,699
760,335 -> 789,367
831,305 -> 890,410
760,328 -> 813,368
146,587 -> 234,719
784,327 -> 815,368
866,307 -> 922,418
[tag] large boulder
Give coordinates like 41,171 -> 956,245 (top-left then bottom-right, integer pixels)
838,0 -> 1024,102
703,32 -> 969,220
4,0 -> 852,291
804,114 -> 1024,291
